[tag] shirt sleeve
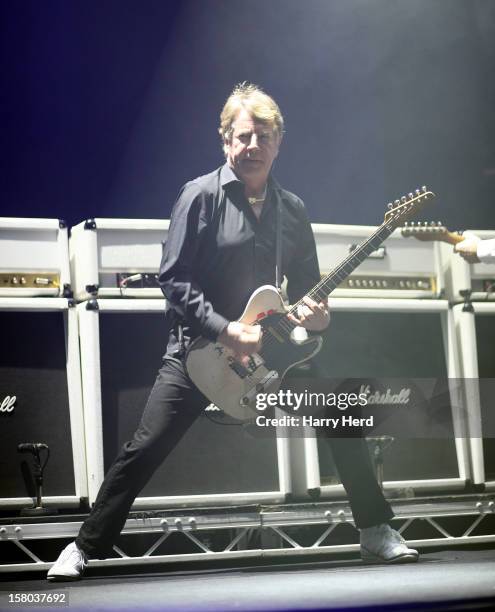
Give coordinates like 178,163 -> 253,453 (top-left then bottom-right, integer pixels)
477,238 -> 495,262
285,200 -> 321,304
158,183 -> 229,341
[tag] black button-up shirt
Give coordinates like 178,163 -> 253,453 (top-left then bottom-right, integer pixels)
159,164 -> 320,356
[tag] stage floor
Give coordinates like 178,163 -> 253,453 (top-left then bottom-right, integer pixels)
1,548 -> 495,611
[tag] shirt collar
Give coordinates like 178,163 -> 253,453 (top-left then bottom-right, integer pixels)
220,163 -> 242,188
220,163 -> 282,193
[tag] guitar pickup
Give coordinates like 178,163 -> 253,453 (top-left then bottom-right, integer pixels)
228,353 -> 264,379
247,353 -> 264,371
228,358 -> 249,379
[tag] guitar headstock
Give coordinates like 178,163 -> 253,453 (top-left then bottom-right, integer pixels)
383,187 -> 435,229
401,221 -> 464,245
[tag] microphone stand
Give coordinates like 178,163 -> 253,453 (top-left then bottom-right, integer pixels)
18,445 -> 58,517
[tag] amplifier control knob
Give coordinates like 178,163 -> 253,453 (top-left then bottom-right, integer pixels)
12,277 -> 19,285
362,280 -> 368,288
369,280 -> 375,288
20,277 -> 27,285
382,280 -> 388,288
348,280 -> 354,287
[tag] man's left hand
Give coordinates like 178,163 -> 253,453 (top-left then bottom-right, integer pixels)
288,296 -> 330,331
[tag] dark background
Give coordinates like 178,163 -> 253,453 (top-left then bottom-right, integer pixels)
2,0 -> 494,229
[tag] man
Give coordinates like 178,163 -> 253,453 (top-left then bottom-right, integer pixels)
455,232 -> 495,263
48,83 -> 417,581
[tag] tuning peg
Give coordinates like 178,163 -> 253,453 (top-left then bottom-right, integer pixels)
387,202 -> 393,210
394,199 -> 400,207
408,192 -> 414,199
430,221 -> 436,226
401,196 -> 407,203
437,221 -> 442,226
415,189 -> 421,196
422,186 -> 427,192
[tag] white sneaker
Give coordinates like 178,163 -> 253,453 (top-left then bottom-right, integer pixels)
47,541 -> 88,581
360,523 -> 419,564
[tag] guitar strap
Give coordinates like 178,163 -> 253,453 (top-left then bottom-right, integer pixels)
275,190 -> 283,291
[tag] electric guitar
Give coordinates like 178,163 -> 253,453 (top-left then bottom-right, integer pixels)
186,187 -> 435,420
401,221 -> 464,246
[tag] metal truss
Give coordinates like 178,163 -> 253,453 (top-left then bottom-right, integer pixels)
1,494 -> 494,573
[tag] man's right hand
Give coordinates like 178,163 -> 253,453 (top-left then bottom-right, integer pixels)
218,321 -> 262,362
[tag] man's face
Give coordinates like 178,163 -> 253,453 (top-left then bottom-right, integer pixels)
225,108 -> 281,185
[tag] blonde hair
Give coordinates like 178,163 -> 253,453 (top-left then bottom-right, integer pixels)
219,82 -> 284,146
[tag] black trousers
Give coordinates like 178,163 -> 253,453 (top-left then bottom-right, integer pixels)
76,357 -> 393,558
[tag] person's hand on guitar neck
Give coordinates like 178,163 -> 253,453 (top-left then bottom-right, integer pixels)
218,321 -> 262,363
287,296 -> 331,331
454,231 -> 482,264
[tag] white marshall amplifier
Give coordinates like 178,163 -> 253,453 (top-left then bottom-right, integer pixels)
0,218 -> 71,297
312,224 -> 443,299
70,218 -> 169,301
0,298 -> 87,509
439,229 -> 495,303
77,299 -> 291,508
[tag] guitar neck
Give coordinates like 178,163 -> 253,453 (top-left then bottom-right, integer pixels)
437,232 -> 465,246
402,224 -> 464,246
288,221 -> 395,315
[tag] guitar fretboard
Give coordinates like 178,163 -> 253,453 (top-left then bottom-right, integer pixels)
275,222 -> 396,337
305,222 -> 394,305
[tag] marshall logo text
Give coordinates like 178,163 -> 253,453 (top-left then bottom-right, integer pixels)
359,385 -> 411,405
0,395 -> 16,413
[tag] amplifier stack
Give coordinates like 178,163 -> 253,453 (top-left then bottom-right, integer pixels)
0,219 -> 86,510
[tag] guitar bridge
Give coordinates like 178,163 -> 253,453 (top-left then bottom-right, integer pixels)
240,370 -> 279,407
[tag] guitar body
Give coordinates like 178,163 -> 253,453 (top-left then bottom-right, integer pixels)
185,285 -> 322,420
